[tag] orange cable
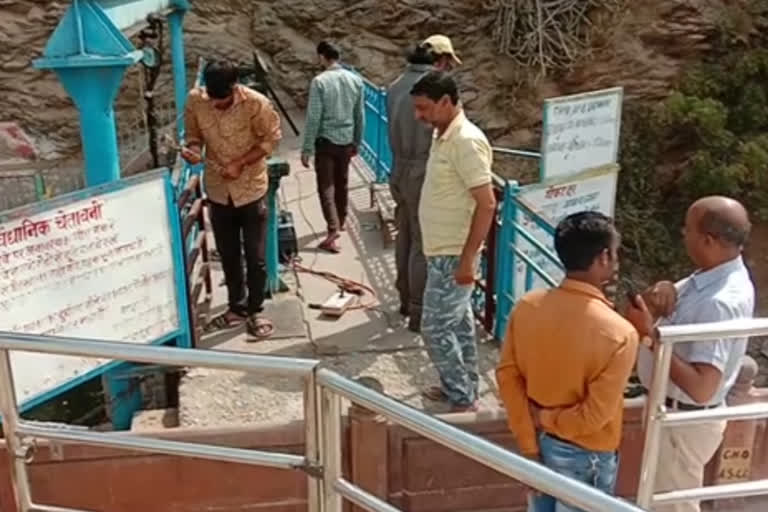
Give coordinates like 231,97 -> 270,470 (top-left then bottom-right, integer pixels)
290,261 -> 379,310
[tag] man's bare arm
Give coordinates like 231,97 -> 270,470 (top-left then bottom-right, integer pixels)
455,183 -> 496,284
669,357 -> 723,404
627,296 -> 727,404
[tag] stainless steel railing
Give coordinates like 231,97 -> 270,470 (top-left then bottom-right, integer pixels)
0,331 -> 645,512
637,318 -> 768,508
316,368 -> 644,512
0,333 -> 320,512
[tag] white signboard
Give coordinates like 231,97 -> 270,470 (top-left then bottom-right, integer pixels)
0,173 -> 181,404
540,87 -> 623,179
512,165 -> 619,302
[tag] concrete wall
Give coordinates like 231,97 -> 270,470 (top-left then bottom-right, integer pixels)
2,394 -> 768,511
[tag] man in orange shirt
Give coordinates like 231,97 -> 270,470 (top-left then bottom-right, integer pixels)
496,211 -> 638,512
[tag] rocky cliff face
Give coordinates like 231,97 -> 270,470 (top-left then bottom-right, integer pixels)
0,0 -> 752,157
191,0 -> 737,148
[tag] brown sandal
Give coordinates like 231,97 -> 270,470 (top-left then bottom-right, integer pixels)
246,316 -> 274,340
318,238 -> 341,253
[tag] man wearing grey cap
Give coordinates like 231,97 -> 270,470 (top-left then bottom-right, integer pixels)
386,35 -> 462,331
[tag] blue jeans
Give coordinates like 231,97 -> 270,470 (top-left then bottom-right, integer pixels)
421,255 -> 478,406
528,433 -> 619,512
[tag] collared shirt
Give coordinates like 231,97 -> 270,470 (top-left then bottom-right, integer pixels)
185,84 -> 282,207
418,111 -> 493,257
301,64 -> 364,155
496,279 -> 638,456
637,256 -> 755,405
386,64 -> 434,170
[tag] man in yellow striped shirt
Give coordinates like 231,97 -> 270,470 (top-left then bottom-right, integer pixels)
412,71 -> 496,412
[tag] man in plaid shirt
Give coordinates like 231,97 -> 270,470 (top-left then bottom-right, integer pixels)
301,41 -> 365,253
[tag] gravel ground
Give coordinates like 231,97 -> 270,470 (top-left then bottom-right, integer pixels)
179,334 -> 502,428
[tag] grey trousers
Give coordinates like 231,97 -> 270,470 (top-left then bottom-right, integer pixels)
390,159 -> 427,320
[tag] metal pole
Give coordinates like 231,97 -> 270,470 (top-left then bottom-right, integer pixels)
483,190 -> 499,334
334,479 -> 400,512
321,388 -> 343,512
168,6 -> 188,141
491,147 -> 542,159
305,373 -> 322,512
373,90 -> 382,183
15,421 -> 306,471
492,184 -> 512,341
659,318 -> 768,344
636,342 -> 674,508
315,380 -> 326,512
266,173 -> 281,293
653,478 -> 768,504
28,503 -> 91,512
0,332 -> 318,378
0,349 -> 33,511
662,402 -> 768,426
377,88 -> 387,183
318,369 -> 645,512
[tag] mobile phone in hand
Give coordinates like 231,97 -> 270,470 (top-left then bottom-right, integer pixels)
626,284 -> 640,308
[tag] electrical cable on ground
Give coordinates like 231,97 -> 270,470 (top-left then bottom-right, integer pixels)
285,168 -> 400,329
290,260 -> 378,311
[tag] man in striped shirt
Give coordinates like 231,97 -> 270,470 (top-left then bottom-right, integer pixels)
413,71 -> 496,412
301,41 -> 365,253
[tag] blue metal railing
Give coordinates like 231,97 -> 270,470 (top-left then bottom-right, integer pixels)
360,79 -> 392,183
492,182 -> 564,339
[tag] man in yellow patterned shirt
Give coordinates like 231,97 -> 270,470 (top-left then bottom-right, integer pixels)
411,71 -> 496,412
182,60 -> 282,339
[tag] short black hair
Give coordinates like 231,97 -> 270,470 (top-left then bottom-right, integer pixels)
410,71 -> 459,105
407,44 -> 436,65
699,210 -> 751,247
554,211 -> 618,272
317,41 -> 341,61
204,60 -> 238,99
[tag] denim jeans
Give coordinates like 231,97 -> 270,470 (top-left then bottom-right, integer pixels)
528,433 -> 619,512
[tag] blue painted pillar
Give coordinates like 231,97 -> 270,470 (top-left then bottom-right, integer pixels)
168,1 -> 190,140
493,181 -> 519,342
56,67 -> 127,185
33,0 -> 142,186
266,158 -> 290,294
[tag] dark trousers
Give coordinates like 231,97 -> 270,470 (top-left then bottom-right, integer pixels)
391,160 -> 427,320
314,137 -> 354,233
209,196 -> 268,316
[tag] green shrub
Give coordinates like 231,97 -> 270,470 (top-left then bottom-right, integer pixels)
616,45 -> 768,288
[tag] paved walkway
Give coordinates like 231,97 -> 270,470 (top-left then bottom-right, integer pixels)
178,115 -> 502,427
